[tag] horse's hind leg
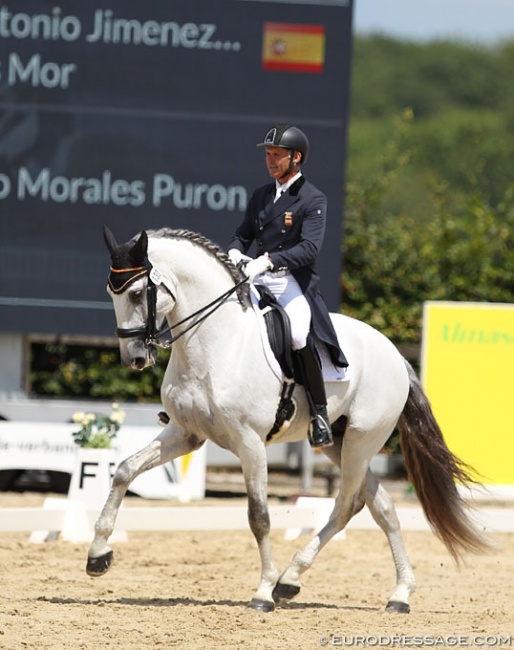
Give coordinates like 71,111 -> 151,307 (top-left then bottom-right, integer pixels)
365,469 -> 416,613
272,430 -> 371,604
86,426 -> 202,577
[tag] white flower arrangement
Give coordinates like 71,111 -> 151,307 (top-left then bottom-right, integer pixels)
71,403 -> 126,449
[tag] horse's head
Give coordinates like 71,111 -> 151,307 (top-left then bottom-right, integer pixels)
103,225 -> 174,369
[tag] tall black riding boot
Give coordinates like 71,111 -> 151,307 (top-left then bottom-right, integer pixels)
296,341 -> 333,449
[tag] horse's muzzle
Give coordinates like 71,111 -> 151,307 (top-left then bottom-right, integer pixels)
120,339 -> 157,370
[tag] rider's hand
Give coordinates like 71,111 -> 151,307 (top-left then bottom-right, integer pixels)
228,249 -> 253,267
244,254 -> 273,281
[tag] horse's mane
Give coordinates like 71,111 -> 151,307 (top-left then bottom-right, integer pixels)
144,227 -> 248,307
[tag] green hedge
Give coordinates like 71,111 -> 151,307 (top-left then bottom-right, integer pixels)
30,342 -> 169,402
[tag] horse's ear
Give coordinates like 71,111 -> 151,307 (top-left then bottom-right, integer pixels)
103,225 -> 118,255
132,230 -> 148,260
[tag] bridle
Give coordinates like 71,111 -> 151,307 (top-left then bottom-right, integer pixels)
110,263 -> 248,350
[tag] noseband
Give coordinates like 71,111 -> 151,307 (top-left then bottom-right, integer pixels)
109,262 -> 247,350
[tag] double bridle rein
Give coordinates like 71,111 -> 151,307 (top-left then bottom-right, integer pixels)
109,263 -> 248,350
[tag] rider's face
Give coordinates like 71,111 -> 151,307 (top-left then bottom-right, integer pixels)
265,146 -> 300,183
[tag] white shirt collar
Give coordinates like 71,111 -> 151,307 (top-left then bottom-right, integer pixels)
275,171 -> 302,200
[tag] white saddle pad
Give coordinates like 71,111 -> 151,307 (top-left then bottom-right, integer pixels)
249,285 -> 347,383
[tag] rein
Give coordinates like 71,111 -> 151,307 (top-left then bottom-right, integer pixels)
115,267 -> 248,350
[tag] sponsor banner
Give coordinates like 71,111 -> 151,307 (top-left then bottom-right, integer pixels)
422,301 -> 514,486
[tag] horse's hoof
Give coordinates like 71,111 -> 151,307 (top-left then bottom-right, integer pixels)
248,598 -> 275,613
86,551 -> 114,577
272,582 -> 301,604
386,600 -> 410,614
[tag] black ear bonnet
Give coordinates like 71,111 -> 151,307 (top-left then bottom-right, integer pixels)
104,228 -> 150,294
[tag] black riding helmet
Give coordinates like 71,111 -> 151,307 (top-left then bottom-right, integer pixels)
257,124 -> 310,164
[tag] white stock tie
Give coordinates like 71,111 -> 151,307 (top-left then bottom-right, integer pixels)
274,188 -> 284,203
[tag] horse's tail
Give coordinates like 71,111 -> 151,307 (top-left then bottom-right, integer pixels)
398,361 -> 493,562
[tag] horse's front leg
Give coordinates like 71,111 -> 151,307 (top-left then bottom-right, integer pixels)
86,425 -> 202,577
238,436 -> 279,612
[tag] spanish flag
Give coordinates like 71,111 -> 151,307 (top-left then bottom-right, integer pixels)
262,22 -> 326,73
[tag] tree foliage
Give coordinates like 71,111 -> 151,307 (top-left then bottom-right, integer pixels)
349,37 -> 514,205
342,37 -> 514,344
351,36 -> 514,119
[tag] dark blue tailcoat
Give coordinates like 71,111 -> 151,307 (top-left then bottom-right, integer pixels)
228,175 -> 348,368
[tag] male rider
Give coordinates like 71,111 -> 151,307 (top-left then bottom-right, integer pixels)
228,124 -> 348,448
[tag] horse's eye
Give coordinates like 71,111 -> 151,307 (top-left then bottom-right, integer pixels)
130,289 -> 143,303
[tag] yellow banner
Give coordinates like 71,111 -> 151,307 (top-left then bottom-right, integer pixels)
262,22 -> 325,73
422,301 -> 514,485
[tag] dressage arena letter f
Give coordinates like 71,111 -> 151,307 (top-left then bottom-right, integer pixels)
78,461 -> 116,489
79,461 -> 99,489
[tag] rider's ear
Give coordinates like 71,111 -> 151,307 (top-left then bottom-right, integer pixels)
103,225 -> 118,254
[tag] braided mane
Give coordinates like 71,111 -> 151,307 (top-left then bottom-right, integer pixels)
144,227 -> 248,307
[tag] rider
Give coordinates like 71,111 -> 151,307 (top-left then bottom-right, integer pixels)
228,124 -> 348,448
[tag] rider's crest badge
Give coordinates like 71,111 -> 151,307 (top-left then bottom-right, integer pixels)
284,211 -> 293,227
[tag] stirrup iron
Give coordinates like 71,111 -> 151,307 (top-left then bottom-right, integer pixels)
308,404 -> 333,449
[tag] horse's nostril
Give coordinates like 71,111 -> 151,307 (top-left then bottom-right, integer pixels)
131,357 -> 146,370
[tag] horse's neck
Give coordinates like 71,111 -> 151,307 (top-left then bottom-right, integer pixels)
151,238 -> 256,359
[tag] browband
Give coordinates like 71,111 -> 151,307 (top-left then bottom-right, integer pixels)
108,265 -> 149,294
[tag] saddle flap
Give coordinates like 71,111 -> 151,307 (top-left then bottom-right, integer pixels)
256,286 -> 296,380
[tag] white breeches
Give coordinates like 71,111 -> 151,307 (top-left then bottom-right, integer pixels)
255,272 -> 311,350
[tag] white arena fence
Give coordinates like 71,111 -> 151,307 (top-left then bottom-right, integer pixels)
0,498 -> 513,544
